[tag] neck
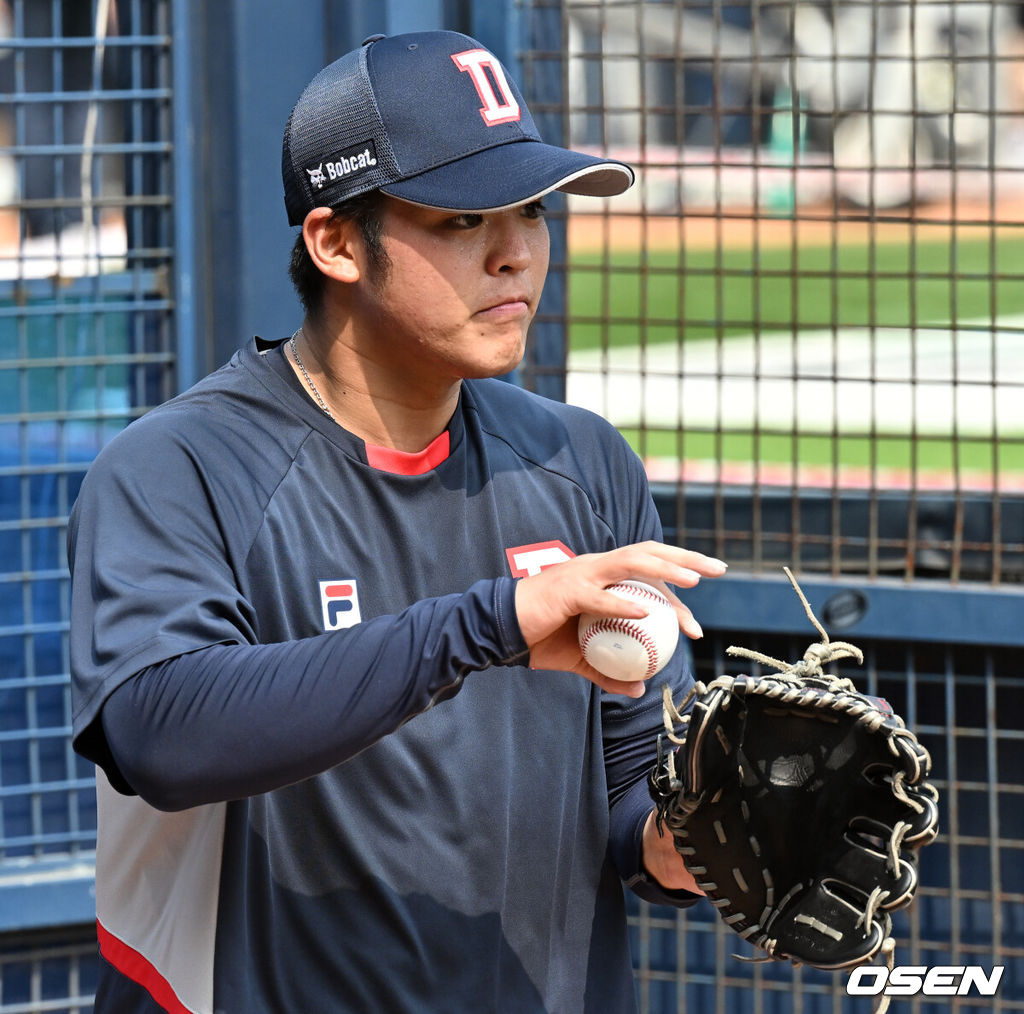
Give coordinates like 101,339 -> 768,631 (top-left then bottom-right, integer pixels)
288,320 -> 461,453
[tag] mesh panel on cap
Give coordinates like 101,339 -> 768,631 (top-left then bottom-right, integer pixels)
283,44 -> 400,225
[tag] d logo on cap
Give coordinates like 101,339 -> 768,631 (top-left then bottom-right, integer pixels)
451,49 -> 521,126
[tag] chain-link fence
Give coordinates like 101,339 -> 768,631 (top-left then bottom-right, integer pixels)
514,0 -> 1024,1009
0,1 -> 174,1007
521,0 -> 1024,585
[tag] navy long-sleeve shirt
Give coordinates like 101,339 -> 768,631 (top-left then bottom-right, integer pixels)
69,337 -> 697,1014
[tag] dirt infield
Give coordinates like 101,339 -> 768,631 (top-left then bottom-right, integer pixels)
567,198 -> 1024,252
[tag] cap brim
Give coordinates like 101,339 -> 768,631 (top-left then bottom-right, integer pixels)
379,140 -> 634,213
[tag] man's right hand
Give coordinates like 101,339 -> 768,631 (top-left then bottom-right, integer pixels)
513,541 -> 727,697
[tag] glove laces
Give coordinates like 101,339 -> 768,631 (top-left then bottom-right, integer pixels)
725,568 -> 863,686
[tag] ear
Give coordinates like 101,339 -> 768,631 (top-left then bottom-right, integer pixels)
302,207 -> 363,284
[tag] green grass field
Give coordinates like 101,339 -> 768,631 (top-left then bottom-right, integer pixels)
614,427 -> 1024,475
569,234 -> 1024,349
568,233 -> 1024,478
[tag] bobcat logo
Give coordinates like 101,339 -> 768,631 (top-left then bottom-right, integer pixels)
306,163 -> 326,190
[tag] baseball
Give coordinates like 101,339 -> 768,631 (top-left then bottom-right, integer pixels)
578,581 -> 680,682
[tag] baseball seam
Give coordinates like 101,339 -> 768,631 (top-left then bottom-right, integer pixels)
613,582 -> 669,605
580,618 -> 660,678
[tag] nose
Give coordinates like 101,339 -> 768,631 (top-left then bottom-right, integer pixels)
485,213 -> 539,275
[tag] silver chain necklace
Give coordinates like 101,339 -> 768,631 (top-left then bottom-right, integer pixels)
289,330 -> 334,420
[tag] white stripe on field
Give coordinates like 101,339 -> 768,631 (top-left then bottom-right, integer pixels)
565,316 -> 1024,435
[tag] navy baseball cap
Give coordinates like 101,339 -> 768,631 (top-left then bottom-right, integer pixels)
282,30 -> 635,225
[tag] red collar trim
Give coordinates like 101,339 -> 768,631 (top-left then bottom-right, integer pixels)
365,430 -> 451,476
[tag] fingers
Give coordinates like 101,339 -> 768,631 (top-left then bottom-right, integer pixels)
515,542 -> 727,643
589,542 -> 727,591
583,583 -> 699,639
581,664 -> 647,700
586,586 -> 651,620
602,585 -> 703,641
572,545 -> 725,628
674,600 -> 705,640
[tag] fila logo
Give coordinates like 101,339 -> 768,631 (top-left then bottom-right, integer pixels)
451,49 -> 521,126
505,540 -> 575,578
320,580 -> 362,631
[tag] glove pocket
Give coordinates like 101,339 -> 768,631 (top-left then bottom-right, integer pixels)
763,878 -> 892,969
837,817 -> 919,908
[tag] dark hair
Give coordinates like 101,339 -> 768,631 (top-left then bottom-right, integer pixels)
288,190 -> 390,317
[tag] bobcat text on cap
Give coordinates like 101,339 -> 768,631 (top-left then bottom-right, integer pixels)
306,143 -> 379,192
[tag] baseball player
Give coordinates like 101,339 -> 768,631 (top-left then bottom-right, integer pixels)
68,31 -> 726,1013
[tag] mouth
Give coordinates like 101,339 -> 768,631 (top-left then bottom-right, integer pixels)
477,295 -> 531,317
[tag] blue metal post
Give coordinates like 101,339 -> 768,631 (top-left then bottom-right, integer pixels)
171,0 -> 200,391
381,0 -> 446,33
516,3 -> 569,402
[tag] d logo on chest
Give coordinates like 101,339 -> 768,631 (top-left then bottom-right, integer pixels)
505,541 -> 575,578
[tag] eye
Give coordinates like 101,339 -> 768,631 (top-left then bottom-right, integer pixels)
448,213 -> 483,229
522,201 -> 547,220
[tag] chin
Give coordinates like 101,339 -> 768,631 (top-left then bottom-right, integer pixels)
462,338 -> 527,380
462,361 -> 523,381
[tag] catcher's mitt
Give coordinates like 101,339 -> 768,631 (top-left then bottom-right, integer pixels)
649,569 -> 939,971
